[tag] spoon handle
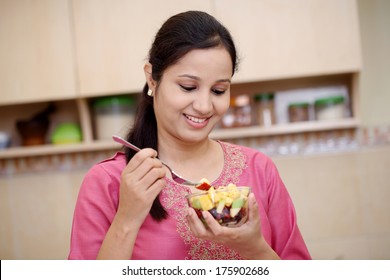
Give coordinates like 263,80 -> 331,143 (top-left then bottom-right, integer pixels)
112,135 -> 141,152
112,135 -> 198,186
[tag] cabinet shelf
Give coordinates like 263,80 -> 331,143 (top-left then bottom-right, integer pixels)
0,118 -> 359,159
211,118 -> 359,140
0,141 -> 121,159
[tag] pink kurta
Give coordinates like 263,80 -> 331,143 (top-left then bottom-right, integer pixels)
68,141 -> 311,260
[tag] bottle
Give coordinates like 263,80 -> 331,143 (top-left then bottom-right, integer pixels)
254,93 -> 276,127
221,99 -> 236,128
233,94 -> 253,127
288,102 -> 310,123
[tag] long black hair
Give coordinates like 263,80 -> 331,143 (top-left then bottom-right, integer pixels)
125,10 -> 238,221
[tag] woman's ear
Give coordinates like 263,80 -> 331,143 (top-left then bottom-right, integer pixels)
144,62 -> 156,91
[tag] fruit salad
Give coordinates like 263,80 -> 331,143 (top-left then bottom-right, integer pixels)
186,179 -> 251,227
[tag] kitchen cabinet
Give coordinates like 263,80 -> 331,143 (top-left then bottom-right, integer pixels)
0,1 -> 363,160
213,0 -> 362,83
0,0 -> 77,105
211,72 -> 360,140
71,0 -> 214,96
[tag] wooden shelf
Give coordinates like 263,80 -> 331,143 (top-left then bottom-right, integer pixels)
210,118 -> 359,140
0,141 -> 121,159
0,118 -> 359,159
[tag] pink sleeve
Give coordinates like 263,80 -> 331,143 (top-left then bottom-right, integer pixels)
264,159 -> 311,260
68,164 -> 119,260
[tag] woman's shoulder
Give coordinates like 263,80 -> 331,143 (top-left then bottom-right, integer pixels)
87,151 -> 127,178
219,141 -> 278,175
219,140 -> 271,161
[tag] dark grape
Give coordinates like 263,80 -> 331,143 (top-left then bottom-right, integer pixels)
209,208 -> 222,220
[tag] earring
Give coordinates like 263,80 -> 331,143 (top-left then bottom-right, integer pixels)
147,89 -> 153,97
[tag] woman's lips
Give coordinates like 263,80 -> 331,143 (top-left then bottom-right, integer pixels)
183,113 -> 210,128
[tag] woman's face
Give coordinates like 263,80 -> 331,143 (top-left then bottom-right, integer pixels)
152,47 -> 233,143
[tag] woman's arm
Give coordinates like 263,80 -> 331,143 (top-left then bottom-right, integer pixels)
97,148 -> 166,259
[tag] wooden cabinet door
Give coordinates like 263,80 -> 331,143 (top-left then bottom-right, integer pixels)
214,0 -> 362,83
0,0 -> 77,105
72,0 -> 213,96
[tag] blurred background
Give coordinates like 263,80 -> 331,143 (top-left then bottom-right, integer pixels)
0,0 -> 389,259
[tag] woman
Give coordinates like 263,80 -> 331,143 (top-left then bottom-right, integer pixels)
68,10 -> 311,260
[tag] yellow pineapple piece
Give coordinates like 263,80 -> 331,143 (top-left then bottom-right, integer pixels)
226,183 -> 237,191
227,190 -> 240,200
208,186 -> 216,203
198,194 -> 213,211
224,196 -> 234,207
190,197 -> 202,209
240,187 -> 250,197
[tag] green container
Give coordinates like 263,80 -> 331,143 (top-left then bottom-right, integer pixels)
254,93 -> 275,126
314,96 -> 345,107
288,102 -> 310,122
92,95 -> 136,140
93,95 -> 136,112
314,95 -> 345,121
254,93 -> 274,101
51,123 -> 82,144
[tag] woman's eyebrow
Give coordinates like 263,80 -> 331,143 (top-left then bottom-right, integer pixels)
178,74 -> 200,80
217,78 -> 232,83
178,74 -> 231,83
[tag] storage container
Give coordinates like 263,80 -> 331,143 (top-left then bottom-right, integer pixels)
288,102 -> 310,123
221,95 -> 253,128
254,93 -> 276,127
233,94 -> 253,127
92,95 -> 136,140
314,96 -> 345,121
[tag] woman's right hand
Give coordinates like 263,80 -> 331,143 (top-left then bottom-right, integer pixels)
97,148 -> 166,259
116,148 -> 166,227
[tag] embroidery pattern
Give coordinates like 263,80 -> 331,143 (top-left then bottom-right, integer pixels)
161,142 -> 247,260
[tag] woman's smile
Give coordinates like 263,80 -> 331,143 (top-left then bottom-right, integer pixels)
183,113 -> 211,128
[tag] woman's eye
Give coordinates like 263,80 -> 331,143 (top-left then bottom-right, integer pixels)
180,85 -> 196,92
212,89 -> 226,95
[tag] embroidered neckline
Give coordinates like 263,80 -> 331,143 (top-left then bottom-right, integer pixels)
160,141 -> 248,259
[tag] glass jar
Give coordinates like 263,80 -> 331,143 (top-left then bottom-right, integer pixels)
314,96 -> 345,121
288,102 -> 310,123
221,99 -> 236,128
92,95 -> 136,140
233,94 -> 253,127
221,95 -> 253,128
254,93 -> 276,127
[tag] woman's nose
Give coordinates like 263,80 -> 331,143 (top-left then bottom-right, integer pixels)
192,91 -> 213,114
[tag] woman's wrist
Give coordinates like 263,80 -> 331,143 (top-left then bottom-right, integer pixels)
241,237 -> 280,260
96,211 -> 141,259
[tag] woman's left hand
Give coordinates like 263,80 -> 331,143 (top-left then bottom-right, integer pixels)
186,193 -> 280,260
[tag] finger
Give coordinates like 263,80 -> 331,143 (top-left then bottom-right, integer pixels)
123,148 -> 158,174
137,158 -> 165,184
187,208 -> 208,237
137,157 -> 164,181
144,176 -> 166,198
122,156 -> 163,186
247,193 -> 260,223
201,210 -> 225,236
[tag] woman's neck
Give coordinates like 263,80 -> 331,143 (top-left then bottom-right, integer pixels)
157,135 -> 211,164
157,134 -> 223,183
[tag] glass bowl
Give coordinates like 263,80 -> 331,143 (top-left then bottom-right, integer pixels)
186,185 -> 251,227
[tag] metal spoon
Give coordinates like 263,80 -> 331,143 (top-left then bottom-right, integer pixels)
112,135 -> 200,186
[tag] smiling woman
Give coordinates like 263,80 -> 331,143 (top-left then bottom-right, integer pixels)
68,10 -> 311,260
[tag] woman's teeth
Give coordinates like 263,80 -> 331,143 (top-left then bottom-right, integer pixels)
185,114 -> 207,123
